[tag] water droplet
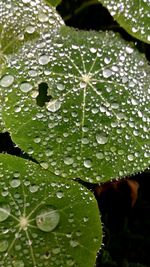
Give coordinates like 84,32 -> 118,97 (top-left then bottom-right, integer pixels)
67,259 -> 75,266
102,69 -> 112,78
125,46 -> 134,54
38,12 -> 48,22
13,260 -> 24,267
22,0 -> 30,3
96,133 -> 108,145
26,26 -> 35,34
70,240 -> 79,248
84,159 -> 92,168
57,83 -> 65,91
20,82 -> 33,93
0,204 -> 10,222
36,207 -> 60,232
56,191 -> 64,199
0,240 -> 8,252
46,99 -> 61,112
64,157 -> 74,165
96,152 -> 104,159
104,57 -> 111,64
10,179 -> 21,188
34,136 -> 41,143
0,75 -> 14,87
38,55 -> 50,65
90,47 -> 97,53
40,162 -> 49,169
127,154 -> 134,161
29,185 -> 39,193
52,247 -> 60,254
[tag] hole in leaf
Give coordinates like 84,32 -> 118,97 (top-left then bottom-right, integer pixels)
36,82 -> 52,107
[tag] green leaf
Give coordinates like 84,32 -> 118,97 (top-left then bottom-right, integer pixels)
0,0 -> 64,134
0,0 -> 64,57
1,27 -> 150,183
44,0 -> 62,7
0,154 -> 101,267
98,0 -> 150,44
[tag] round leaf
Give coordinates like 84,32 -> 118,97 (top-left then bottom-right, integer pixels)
2,27 -> 150,183
0,154 -> 101,267
98,0 -> 150,43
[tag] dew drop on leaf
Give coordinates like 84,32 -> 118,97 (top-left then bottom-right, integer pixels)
102,69 -> 112,78
46,99 -> 61,112
96,133 -> 108,145
10,179 -> 21,188
69,240 -> 79,248
0,240 -> 9,252
0,75 -> 14,87
38,55 -> 50,65
36,207 -> 60,232
56,191 -> 64,199
84,159 -> 92,168
20,82 -> 33,93
0,204 -> 11,222
64,157 -> 74,165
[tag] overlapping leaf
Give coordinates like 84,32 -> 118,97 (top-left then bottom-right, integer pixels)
1,27 -> 150,183
98,0 -> 150,44
0,154 -> 101,267
0,0 -> 63,57
0,0 -> 64,132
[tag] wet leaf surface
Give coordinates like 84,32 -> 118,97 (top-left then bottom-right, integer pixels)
1,27 -> 150,183
98,0 -> 150,43
0,154 -> 101,267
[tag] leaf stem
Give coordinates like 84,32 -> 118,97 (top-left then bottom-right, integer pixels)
63,0 -> 100,21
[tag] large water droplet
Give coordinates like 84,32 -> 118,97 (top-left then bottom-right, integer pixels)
38,11 -> 49,22
127,154 -> 134,161
10,179 -> 21,188
46,99 -> 61,112
36,207 -> 60,232
0,75 -> 14,87
57,83 -> 65,91
96,133 -> 108,145
0,204 -> 10,222
20,82 -> 33,93
64,157 -> 74,165
0,239 -> 8,252
102,69 -> 112,78
84,159 -> 92,168
38,55 -> 50,65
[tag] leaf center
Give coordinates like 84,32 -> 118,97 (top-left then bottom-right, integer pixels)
19,216 -> 29,230
81,74 -> 91,84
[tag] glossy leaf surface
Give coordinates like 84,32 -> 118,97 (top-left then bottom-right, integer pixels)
98,0 -> 150,43
0,154 -> 101,267
2,27 -> 150,183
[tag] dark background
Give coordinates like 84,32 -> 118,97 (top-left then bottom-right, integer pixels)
1,1 -> 150,267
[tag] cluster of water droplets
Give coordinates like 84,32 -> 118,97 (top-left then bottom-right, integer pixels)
0,0 -> 64,131
1,27 -> 150,182
0,156 -> 101,266
99,0 -> 150,43
0,0 -> 64,51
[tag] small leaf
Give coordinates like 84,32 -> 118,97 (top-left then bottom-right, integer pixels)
2,27 -> 150,183
0,154 -> 101,267
98,0 -> 150,43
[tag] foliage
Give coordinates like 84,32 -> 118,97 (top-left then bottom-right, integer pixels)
0,0 -> 149,266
